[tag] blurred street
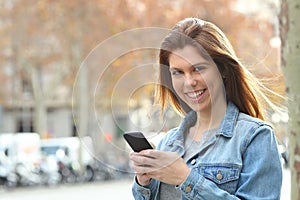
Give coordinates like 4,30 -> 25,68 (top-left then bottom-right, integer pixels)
0,179 -> 134,200
0,0 -> 297,199
281,168 -> 291,200
0,168 -> 291,200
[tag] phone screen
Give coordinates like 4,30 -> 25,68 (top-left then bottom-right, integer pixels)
123,132 -> 153,152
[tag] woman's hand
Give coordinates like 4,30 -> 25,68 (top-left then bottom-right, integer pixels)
130,150 -> 190,186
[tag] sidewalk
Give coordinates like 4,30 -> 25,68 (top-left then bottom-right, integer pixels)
281,167 -> 291,200
0,168 -> 291,200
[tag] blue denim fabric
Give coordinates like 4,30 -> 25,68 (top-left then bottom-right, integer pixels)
132,102 -> 282,200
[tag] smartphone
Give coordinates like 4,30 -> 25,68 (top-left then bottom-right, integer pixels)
123,131 -> 153,152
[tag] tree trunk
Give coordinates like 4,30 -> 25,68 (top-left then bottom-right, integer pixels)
279,0 -> 300,199
73,42 -> 89,174
30,65 -> 47,136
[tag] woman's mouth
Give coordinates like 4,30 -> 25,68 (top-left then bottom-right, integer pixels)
185,89 -> 206,101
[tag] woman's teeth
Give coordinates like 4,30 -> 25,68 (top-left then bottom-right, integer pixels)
186,90 -> 205,99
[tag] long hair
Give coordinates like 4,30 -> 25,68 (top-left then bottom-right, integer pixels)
156,17 -> 283,121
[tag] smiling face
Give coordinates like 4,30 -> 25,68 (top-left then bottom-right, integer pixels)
169,45 -> 226,115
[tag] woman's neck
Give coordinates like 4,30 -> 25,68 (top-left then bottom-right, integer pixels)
190,101 -> 227,140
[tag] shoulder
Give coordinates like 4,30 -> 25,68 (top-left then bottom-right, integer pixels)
156,127 -> 179,149
237,112 -> 273,134
157,111 -> 195,149
221,102 -> 273,140
235,113 -> 275,150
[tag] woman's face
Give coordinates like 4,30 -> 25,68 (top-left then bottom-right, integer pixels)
169,45 -> 226,114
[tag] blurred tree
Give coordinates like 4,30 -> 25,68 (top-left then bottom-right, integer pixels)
0,0 -> 63,135
279,0 -> 300,199
0,0 -> 285,173
0,0 -> 283,136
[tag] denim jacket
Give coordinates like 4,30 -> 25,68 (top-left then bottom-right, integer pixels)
132,102 -> 282,200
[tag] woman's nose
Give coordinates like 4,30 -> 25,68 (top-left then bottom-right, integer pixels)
185,74 -> 197,87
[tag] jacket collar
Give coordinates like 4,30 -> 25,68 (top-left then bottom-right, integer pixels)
170,101 -> 239,141
165,110 -> 196,147
216,101 -> 239,138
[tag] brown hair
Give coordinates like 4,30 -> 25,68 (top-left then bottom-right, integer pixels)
156,18 -> 282,121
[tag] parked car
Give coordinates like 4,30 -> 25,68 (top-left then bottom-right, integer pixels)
0,132 -> 42,187
40,136 -> 95,183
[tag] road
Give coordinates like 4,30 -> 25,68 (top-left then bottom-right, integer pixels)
0,168 -> 291,200
0,179 -> 134,200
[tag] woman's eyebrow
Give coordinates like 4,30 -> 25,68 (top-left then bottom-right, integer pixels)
169,61 -> 210,71
192,61 -> 210,67
169,66 -> 180,70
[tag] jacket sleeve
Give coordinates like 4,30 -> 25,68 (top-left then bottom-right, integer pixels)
176,125 -> 282,200
132,177 -> 159,200
131,133 -> 170,200
235,125 -> 282,199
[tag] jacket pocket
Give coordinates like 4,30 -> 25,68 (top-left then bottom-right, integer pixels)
198,164 -> 241,194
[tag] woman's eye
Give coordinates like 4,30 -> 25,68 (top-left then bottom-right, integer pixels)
170,70 -> 182,75
194,66 -> 204,72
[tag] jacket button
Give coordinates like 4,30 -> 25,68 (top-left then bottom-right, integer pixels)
191,159 -> 196,165
216,171 -> 223,180
141,189 -> 149,195
185,185 -> 192,193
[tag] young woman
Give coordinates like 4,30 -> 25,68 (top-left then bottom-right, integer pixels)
130,18 -> 283,200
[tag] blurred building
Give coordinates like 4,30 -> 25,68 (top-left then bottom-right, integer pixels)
0,103 -> 73,138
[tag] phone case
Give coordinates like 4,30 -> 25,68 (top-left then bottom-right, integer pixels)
123,132 -> 153,152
